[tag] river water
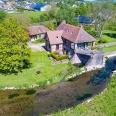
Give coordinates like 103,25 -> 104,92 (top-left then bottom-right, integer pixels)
0,57 -> 116,116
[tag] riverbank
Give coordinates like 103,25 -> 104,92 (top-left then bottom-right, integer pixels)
0,54 -> 116,116
0,51 -> 116,90
105,51 -> 116,58
0,70 -> 112,116
50,73 -> 116,116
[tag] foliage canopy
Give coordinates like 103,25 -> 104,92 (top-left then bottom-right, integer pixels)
55,5 -> 78,26
12,14 -> 31,27
0,18 -> 32,74
0,9 -> 7,22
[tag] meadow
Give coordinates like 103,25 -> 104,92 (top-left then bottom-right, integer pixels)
0,51 -> 73,89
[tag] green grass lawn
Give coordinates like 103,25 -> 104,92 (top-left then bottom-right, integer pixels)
103,30 -> 116,34
96,34 -> 116,44
88,30 -> 116,43
98,45 -> 116,53
50,74 -> 116,116
32,38 -> 45,44
96,34 -> 116,43
23,11 -> 44,18
8,11 -> 44,19
0,51 -> 72,88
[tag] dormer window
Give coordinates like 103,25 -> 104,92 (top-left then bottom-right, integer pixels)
64,29 -> 67,32
67,30 -> 69,32
56,36 -> 58,38
71,32 -> 74,34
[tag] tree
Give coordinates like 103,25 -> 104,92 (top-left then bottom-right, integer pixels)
91,0 -> 116,37
12,14 -> 31,27
45,22 -> 56,30
0,9 -> 7,22
48,9 -> 56,20
75,3 -> 87,16
38,13 -> 50,22
0,18 -> 32,74
17,8 -> 25,13
55,5 -> 78,26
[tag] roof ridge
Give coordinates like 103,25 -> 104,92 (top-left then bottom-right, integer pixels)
64,23 -> 79,29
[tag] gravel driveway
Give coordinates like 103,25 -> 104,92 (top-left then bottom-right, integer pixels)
28,42 -> 45,51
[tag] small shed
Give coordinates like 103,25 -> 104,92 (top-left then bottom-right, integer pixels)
70,53 -> 81,64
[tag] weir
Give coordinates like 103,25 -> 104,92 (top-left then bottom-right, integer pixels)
86,53 -> 104,70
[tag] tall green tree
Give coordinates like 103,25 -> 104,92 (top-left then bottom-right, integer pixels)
38,12 -> 50,22
56,5 -> 78,26
75,3 -> 87,16
13,14 -> 31,27
91,0 -> 116,37
0,10 -> 7,22
45,22 -> 56,30
0,18 -> 32,74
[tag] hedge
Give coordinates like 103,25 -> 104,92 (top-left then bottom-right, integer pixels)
98,39 -> 107,43
48,52 -> 68,61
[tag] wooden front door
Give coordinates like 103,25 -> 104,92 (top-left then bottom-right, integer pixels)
56,45 -> 59,50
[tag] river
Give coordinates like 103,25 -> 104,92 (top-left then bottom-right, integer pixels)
0,56 -> 116,116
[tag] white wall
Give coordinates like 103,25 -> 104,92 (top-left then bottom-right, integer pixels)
51,45 -> 56,52
40,5 -> 51,11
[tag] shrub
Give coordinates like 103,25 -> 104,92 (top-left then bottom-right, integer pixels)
98,39 -> 107,43
83,24 -> 94,31
49,78 -> 53,84
48,52 -> 58,57
104,23 -> 116,31
51,52 -> 68,61
48,53 -> 52,57
52,51 -> 58,55
87,30 -> 97,37
38,80 -> 47,86
0,86 -> 4,89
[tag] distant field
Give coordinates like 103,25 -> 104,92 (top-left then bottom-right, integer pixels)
8,11 -> 44,18
23,11 -> 44,18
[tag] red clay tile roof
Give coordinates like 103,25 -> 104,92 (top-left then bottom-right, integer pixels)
27,25 -> 50,36
56,21 -> 96,43
47,30 -> 63,45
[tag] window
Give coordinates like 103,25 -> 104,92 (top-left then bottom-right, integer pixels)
56,36 -> 58,38
71,32 -> 74,34
71,43 -> 74,49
